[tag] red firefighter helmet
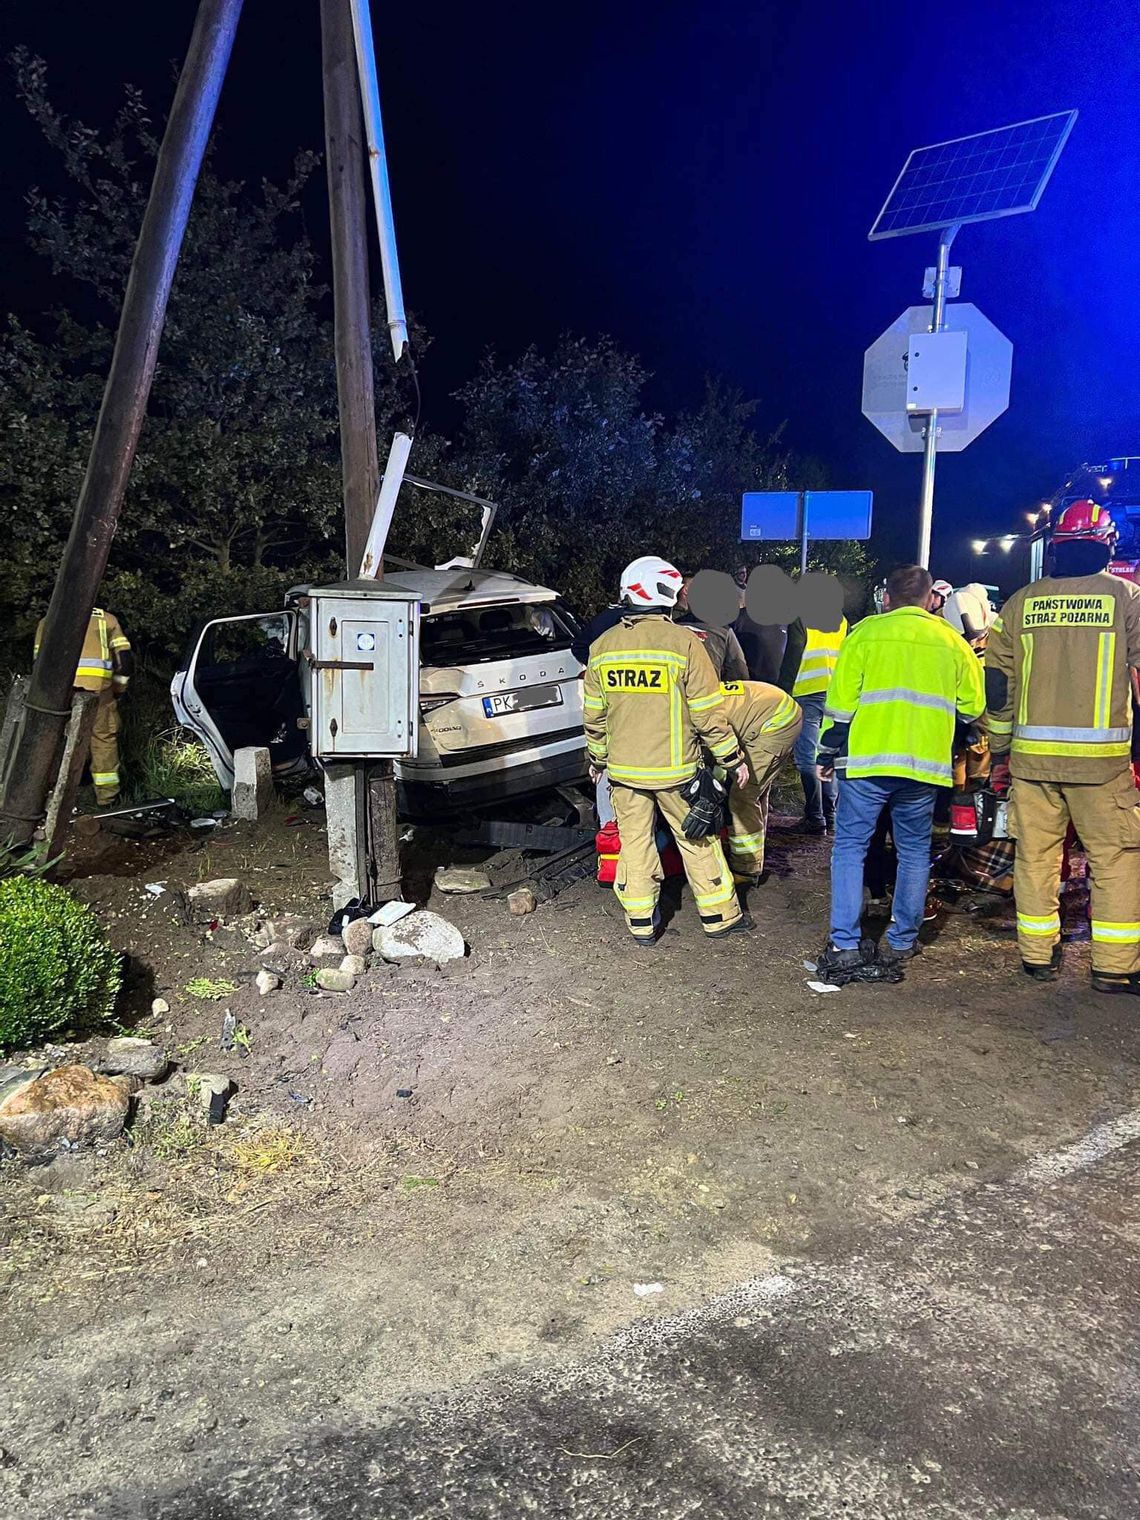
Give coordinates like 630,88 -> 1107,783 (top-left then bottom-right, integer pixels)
1052,499 -> 1118,546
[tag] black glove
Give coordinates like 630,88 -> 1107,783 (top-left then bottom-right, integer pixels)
680,769 -> 728,840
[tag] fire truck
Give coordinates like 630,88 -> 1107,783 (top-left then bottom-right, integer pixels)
1045,456 -> 1140,580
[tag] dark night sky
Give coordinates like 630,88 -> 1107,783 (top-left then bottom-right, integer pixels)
2,0 -> 1138,586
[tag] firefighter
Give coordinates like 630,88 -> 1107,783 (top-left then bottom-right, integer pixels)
985,500 -> 1140,992
780,583 -> 848,834
34,607 -> 133,807
584,556 -> 751,944
719,680 -> 803,884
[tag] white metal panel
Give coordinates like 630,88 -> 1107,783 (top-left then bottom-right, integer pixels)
906,330 -> 967,412
309,590 -> 420,760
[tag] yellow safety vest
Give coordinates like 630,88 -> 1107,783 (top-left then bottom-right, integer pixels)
34,609 -> 131,694
792,618 -> 848,697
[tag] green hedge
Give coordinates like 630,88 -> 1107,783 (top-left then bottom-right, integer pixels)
0,877 -> 121,1050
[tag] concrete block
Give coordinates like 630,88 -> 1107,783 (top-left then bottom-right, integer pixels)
232,746 -> 273,821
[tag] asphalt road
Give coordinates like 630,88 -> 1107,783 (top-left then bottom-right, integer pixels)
115,1111 -> 1140,1520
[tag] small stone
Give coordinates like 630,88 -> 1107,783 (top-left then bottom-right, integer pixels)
339,954 -> 366,978
434,865 -> 492,895
309,933 -> 346,962
255,970 -> 281,997
508,887 -> 537,916
190,1073 -> 232,1123
151,998 -> 170,1018
102,1037 -> 168,1082
187,878 -> 252,922
341,917 -> 375,960
373,911 -> 466,966
0,1066 -> 130,1155
316,968 -> 356,994
268,914 -> 320,949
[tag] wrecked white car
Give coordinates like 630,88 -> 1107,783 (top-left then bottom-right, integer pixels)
171,564 -> 588,816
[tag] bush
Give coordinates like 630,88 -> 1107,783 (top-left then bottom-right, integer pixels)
131,727 -> 227,816
0,877 -> 121,1050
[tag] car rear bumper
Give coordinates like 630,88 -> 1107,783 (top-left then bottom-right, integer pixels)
396,747 -> 588,817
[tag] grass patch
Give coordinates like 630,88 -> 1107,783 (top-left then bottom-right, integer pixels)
133,726 -> 227,815
228,1127 -> 310,1180
184,977 -> 236,1001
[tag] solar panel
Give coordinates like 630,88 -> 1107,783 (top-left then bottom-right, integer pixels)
869,111 -> 1077,241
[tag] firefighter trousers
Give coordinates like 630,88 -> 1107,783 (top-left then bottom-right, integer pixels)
89,691 -> 122,805
610,783 -> 742,939
727,747 -> 793,878
1010,771 -> 1140,975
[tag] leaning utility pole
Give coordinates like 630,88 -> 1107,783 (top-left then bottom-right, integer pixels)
0,0 -> 243,847
320,0 -> 379,572
320,0 -> 401,902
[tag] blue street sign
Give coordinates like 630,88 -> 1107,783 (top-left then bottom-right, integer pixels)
741,489 -> 873,542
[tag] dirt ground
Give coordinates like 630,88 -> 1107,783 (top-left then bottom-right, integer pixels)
2,793 -> 1139,1518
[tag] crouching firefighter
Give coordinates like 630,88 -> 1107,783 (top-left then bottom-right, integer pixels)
719,681 -> 802,885
584,556 -> 751,944
34,606 -> 134,806
985,500 -> 1140,992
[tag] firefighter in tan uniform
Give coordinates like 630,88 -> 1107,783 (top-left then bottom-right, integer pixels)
34,607 -> 133,806
985,501 -> 1140,992
719,680 -> 802,884
584,556 -> 750,944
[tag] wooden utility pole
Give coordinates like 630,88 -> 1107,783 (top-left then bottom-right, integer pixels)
320,0 -> 401,902
0,0 -> 243,847
321,0 -> 380,572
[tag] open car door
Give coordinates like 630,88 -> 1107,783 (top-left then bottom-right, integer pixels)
171,611 -> 305,791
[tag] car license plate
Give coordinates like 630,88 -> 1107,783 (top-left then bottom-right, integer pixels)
482,685 -> 564,718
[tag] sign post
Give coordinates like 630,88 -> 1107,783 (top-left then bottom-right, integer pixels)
741,489 -> 873,563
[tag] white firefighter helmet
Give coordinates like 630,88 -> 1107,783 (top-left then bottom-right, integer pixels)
619,555 -> 684,609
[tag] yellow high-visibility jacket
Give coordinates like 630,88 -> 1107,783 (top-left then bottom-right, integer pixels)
583,613 -> 744,790
985,571 -> 1140,782
819,606 -> 984,785
792,619 -> 848,697
34,609 -> 132,695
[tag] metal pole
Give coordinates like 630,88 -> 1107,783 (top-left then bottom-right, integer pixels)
916,223 -> 960,568
799,491 -> 809,575
321,0 -> 381,572
0,0 -> 243,846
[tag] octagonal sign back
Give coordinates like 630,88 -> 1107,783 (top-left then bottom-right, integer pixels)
862,302 -> 1013,454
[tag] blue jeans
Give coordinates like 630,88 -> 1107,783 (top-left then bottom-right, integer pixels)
596,772 -> 616,827
829,776 -> 938,951
793,692 -> 837,825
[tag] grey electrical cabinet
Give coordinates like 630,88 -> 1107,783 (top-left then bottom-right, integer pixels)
306,581 -> 421,760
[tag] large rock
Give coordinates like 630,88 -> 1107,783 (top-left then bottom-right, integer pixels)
373,911 -> 466,966
309,933 -> 346,962
266,914 -> 320,949
188,878 -> 252,922
316,967 -> 356,993
434,865 -> 492,895
341,917 -> 375,960
101,1037 -> 168,1082
0,1066 -> 130,1155
508,887 -> 537,916
340,954 -> 367,978
231,746 -> 273,822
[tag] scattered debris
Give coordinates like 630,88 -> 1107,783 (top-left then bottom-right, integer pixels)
632,1282 -> 665,1298
255,969 -> 281,997
373,911 -> 466,966
396,1088 -> 413,1099
0,1065 -> 130,1155
187,878 -> 252,921
806,980 -> 842,994
143,882 -> 166,898
101,1037 -> 168,1082
189,817 -> 219,831
220,1010 -> 238,1051
508,887 -> 537,916
302,786 -> 325,809
316,967 -> 356,994
340,954 -> 367,978
434,865 -> 492,895
368,900 -> 416,928
189,1072 -> 232,1125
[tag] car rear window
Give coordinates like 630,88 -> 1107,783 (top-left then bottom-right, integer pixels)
421,601 -> 578,666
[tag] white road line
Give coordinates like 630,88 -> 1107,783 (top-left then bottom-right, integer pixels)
1015,1106 -> 1140,1184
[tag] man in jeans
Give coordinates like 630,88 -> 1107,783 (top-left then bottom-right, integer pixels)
779,575 -> 848,834
815,564 -> 985,979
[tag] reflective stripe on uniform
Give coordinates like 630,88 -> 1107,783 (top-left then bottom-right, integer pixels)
614,886 -> 656,913
1091,920 -> 1140,944
1094,631 -> 1115,731
858,688 -> 958,716
688,691 -> 725,714
1018,632 -> 1034,727
1013,738 -> 1131,758
608,763 -> 696,786
845,753 -> 952,782
986,716 -> 1014,735
761,694 -> 801,733
91,770 -> 120,786
582,694 -> 605,710
728,832 -> 764,853
823,705 -> 855,723
1017,911 -> 1061,937
1015,723 -> 1131,744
